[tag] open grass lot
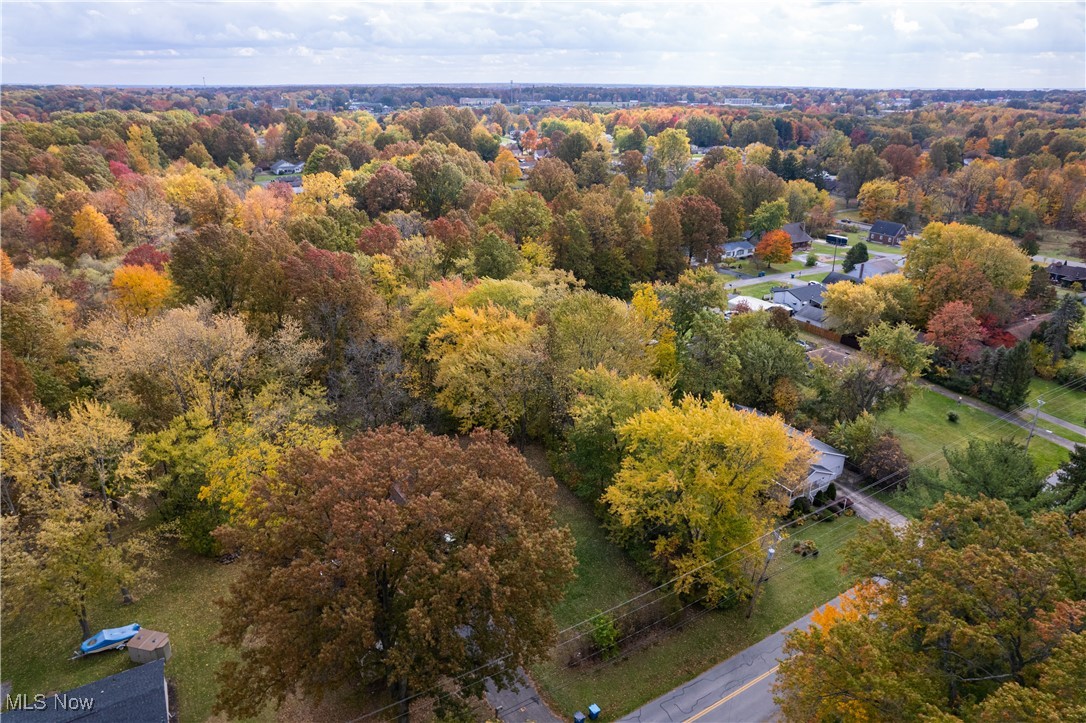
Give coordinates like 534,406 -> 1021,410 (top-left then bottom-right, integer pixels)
1038,228 -> 1086,261
1,550 -> 253,722
811,236 -> 905,257
878,388 -> 1070,474
1029,375 -> 1086,434
531,485 -> 864,721
729,258 -> 809,275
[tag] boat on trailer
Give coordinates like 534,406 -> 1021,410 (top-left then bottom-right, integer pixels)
72,623 -> 141,658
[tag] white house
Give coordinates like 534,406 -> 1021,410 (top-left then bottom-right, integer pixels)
722,240 -> 755,260
270,160 -> 304,175
726,296 -> 789,313
771,283 -> 827,314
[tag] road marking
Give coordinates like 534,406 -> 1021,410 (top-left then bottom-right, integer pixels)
682,665 -> 780,723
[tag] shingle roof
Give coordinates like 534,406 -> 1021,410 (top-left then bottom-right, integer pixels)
822,271 -> 858,285
845,258 -> 902,279
781,284 -> 826,304
795,305 -> 826,323
1047,262 -> 1086,282
2,660 -> 168,723
723,240 -> 755,252
869,220 -> 906,236
782,222 -> 813,246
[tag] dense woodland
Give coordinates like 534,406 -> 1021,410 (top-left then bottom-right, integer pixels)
2,87 -> 1086,720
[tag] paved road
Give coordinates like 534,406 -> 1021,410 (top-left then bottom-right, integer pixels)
486,668 -> 561,723
837,478 -> 908,528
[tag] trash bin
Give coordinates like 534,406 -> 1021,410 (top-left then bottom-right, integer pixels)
574,712 -> 587,723
588,703 -> 602,720
757,271 -> 766,277
790,273 -> 796,279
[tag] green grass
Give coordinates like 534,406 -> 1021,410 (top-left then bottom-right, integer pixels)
795,271 -> 826,282
732,258 -> 809,275
727,280 -> 786,300
1028,376 -> 1086,435
531,489 -> 864,721
1,550 -> 254,722
878,388 -> 1070,475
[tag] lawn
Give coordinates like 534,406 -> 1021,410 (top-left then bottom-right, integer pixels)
728,280 -> 785,300
877,388 -> 1070,475
732,258 -> 809,275
1028,375 -> 1086,433
530,485 -> 864,721
1,550 -> 257,722
810,237 -> 905,257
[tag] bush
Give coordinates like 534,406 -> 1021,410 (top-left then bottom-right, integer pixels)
591,611 -> 620,660
825,482 -> 837,501
805,253 -> 818,267
947,411 -> 960,423
790,497 -> 812,516
1054,361 -> 1086,386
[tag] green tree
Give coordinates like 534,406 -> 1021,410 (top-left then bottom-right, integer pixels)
213,427 -> 576,720
649,128 -> 692,188
941,438 -> 1045,514
487,191 -> 553,244
747,198 -> 790,235
1045,444 -> 1086,514
841,241 -> 869,273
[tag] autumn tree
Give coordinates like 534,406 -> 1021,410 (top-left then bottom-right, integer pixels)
111,263 -> 173,322
603,394 -> 810,602
927,300 -> 985,364
487,190 -> 553,244
649,128 -> 692,188
747,198 -> 790,235
213,427 -> 576,719
775,496 -> 1086,719
170,224 -> 253,312
356,163 -> 416,217
428,304 -> 547,438
72,204 -> 121,257
493,147 -> 521,184
754,229 -> 793,266
527,157 -> 576,202
857,178 -> 899,222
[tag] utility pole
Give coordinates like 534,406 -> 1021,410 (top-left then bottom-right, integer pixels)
831,243 -> 839,272
746,547 -> 775,619
1025,399 -> 1045,450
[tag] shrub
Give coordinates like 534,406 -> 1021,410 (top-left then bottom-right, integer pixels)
591,611 -> 620,659
947,411 -> 959,423
825,482 -> 837,501
805,253 -> 818,267
790,497 -> 812,516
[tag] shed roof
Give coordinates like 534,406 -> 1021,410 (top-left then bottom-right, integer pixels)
127,629 -> 170,652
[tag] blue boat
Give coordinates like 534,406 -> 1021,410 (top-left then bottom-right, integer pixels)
78,624 -> 140,656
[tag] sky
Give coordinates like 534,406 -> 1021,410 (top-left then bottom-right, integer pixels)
1,1 -> 1084,89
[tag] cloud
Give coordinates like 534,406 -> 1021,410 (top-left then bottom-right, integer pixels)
891,9 -> 920,34
846,24 -> 864,32
962,52 -> 982,61
618,12 -> 653,30
235,47 -> 256,57
1007,18 -> 1039,31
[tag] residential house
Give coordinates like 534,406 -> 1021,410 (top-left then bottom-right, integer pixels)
866,220 -> 908,245
1046,261 -> 1086,288
794,304 -> 828,327
269,160 -> 304,175
726,295 -> 790,313
782,222 -> 814,250
734,406 -> 847,503
821,271 -> 858,286
721,240 -> 755,260
771,283 -> 827,314
807,346 -> 851,368
843,257 -> 903,281
2,660 -> 169,723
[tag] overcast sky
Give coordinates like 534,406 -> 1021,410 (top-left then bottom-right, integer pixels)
1,1 -> 1083,89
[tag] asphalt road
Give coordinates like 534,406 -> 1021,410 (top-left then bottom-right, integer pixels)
616,601 -> 831,723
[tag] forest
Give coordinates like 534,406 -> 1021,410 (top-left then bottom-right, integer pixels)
2,87 -> 1086,720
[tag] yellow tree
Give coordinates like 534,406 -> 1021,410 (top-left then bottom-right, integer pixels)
631,284 -> 679,381
292,171 -> 351,216
428,304 -> 547,437
493,147 -> 522,185
72,204 -> 121,257
903,222 -> 1032,301
603,394 -> 810,603
823,281 -> 886,335
857,178 -> 900,222
111,264 -> 173,322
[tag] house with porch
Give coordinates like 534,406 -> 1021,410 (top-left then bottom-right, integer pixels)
1047,261 -> 1086,288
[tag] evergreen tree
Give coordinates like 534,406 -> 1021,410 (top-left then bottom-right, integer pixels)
841,242 -> 869,273
992,341 -> 1034,410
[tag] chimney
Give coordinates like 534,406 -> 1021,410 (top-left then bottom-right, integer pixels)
858,262 -> 865,279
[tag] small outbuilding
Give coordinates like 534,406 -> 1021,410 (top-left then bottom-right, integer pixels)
127,629 -> 172,664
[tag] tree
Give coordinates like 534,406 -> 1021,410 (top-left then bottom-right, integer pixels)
990,340 -> 1035,410
677,195 -> 724,262
72,204 -> 121,257
838,144 -> 891,199
841,241 -> 869,273
564,366 -> 667,502
675,309 -> 740,399
472,231 -> 520,280
927,300 -> 984,364
556,131 -> 593,166
857,178 -> 899,222
603,394 -> 810,603
1045,444 -> 1086,514
410,151 -> 467,218
943,438 -> 1045,513
428,304 -> 547,438
1044,296 -> 1086,364
880,144 -> 919,179
357,163 -> 416,217
821,282 -> 881,334
170,224 -> 253,312
775,497 -> 1086,719
493,147 -> 521,184
649,128 -> 692,187
488,191 -> 553,244
527,157 -> 576,202
111,264 -> 172,322
213,427 -> 575,720
754,229 -> 793,266
684,114 -> 725,147
731,320 -> 809,412
747,198 -> 790,235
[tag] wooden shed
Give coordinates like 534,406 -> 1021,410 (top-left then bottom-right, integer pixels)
127,628 -> 172,664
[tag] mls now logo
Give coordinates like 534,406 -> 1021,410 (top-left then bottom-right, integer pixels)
5,693 -> 95,711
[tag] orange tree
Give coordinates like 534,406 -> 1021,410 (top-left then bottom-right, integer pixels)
754,229 -> 793,266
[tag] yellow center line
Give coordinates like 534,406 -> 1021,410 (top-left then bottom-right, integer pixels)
682,664 -> 780,723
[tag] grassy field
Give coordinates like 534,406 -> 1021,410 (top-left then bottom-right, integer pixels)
1,550 -> 254,722
878,388 -> 1070,474
811,236 -> 905,257
1038,229 -> 1086,261
531,485 -> 864,720
1028,375 -> 1086,433
729,258 -> 809,275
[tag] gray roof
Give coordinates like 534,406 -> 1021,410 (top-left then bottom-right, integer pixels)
723,240 -> 755,252
869,220 -> 906,236
1047,262 -> 1086,282
795,305 -> 826,323
780,284 -> 826,305
845,258 -> 901,279
822,271 -> 858,285
782,222 -> 813,246
2,660 -> 168,723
